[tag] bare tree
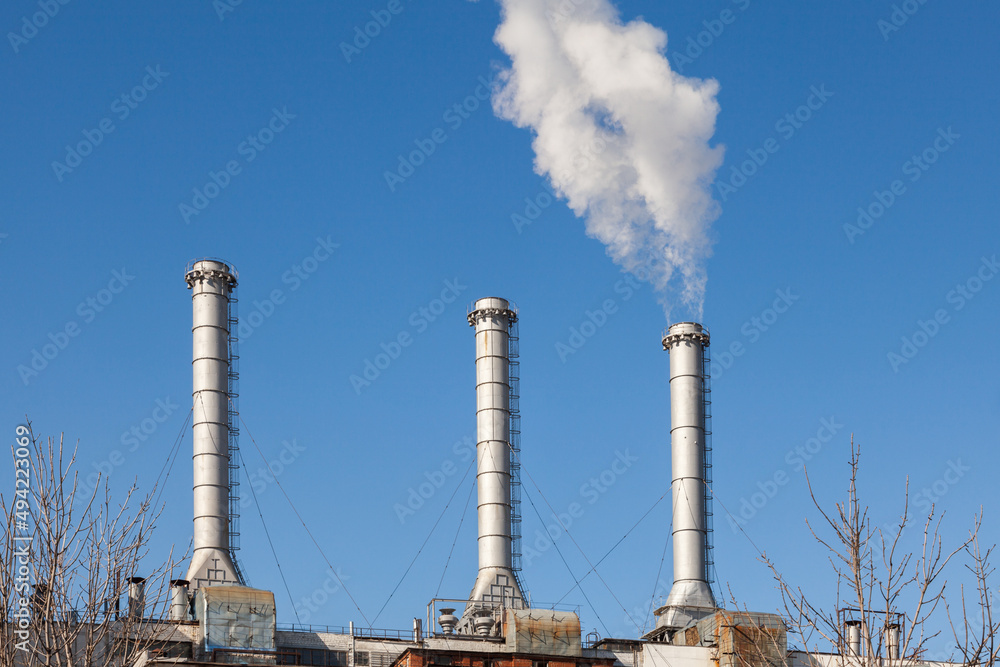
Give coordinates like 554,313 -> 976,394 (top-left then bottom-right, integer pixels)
947,523 -> 1000,667
0,422 -> 178,667
757,436 -> 973,665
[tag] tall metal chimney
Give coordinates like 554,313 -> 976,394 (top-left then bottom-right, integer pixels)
185,259 -> 241,589
656,322 -> 716,630
464,297 -> 524,616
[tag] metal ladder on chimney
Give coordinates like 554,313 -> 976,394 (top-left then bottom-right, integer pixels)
227,287 -> 247,585
508,317 -> 525,597
702,345 -> 717,600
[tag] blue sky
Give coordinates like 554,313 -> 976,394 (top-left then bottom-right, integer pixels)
2,0 -> 998,650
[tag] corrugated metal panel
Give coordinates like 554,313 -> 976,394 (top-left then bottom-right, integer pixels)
371,650 -> 405,667
198,586 -> 276,652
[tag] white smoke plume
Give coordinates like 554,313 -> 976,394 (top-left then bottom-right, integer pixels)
490,0 -> 723,317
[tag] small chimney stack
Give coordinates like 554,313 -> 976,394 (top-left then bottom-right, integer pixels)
845,619 -> 862,656
170,580 -> 190,621
128,577 -> 146,619
884,623 -> 900,659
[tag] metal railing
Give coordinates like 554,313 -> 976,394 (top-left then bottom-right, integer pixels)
275,624 -> 414,640
184,257 -> 240,280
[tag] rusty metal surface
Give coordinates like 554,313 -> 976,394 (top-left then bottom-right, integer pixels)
504,609 -> 582,657
693,611 -> 787,667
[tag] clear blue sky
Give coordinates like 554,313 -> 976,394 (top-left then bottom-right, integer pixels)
2,0 -> 998,652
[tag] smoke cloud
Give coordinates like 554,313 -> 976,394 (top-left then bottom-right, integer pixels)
489,0 -> 724,317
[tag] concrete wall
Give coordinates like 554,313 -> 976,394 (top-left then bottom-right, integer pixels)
644,643 -> 714,667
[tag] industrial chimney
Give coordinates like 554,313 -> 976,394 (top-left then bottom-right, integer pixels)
463,297 -> 525,620
128,577 -> 146,619
655,322 -> 716,631
184,259 -> 242,589
170,580 -> 190,621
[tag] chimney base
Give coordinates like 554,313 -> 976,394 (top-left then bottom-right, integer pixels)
457,570 -> 524,633
186,548 -> 240,590
651,577 -> 716,633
